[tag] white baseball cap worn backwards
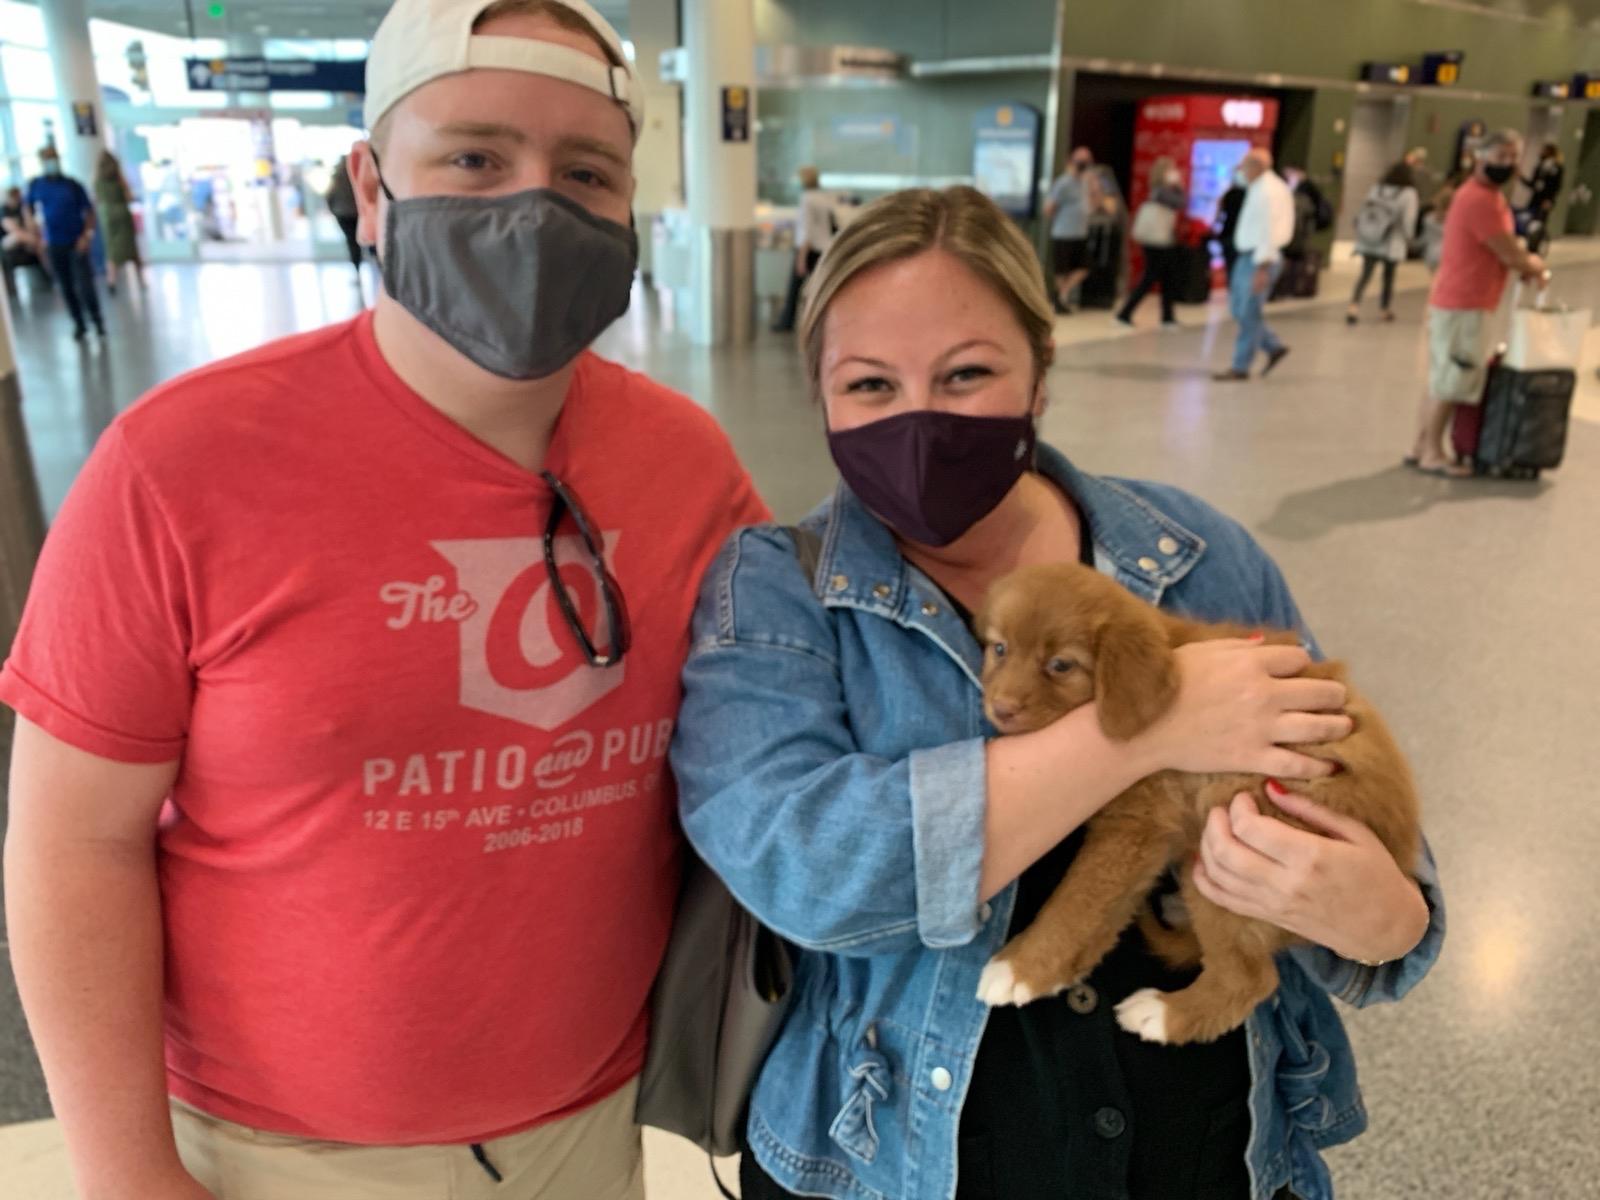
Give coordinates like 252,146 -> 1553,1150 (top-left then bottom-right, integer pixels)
364,0 -> 643,139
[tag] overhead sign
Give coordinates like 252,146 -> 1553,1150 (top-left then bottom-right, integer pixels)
1573,72 -> 1600,100
1421,51 -> 1464,86
1360,62 -> 1411,85
972,103 -> 1042,219
1137,95 -> 1280,131
1533,80 -> 1571,99
185,57 -> 366,94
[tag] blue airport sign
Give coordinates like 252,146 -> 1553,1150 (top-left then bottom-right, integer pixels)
185,57 -> 366,94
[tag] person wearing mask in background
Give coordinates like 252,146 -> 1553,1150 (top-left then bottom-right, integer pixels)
1215,148 -> 1294,381
1,2 -> 766,1198
1117,156 -> 1186,328
672,184 -> 1442,1200
94,149 -> 145,295
1346,162 -> 1419,325
1408,129 -> 1547,476
325,153 -> 364,285
1044,147 -> 1094,314
25,145 -> 104,341
1212,166 -> 1247,278
1518,142 -> 1564,254
773,164 -> 836,334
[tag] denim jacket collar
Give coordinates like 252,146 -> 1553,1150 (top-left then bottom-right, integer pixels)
807,443 -> 1209,623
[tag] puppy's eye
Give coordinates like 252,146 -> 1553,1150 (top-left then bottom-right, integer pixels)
991,642 -> 1008,660
1046,658 -> 1076,676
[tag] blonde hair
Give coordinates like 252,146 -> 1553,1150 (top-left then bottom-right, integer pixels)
798,186 -> 1054,396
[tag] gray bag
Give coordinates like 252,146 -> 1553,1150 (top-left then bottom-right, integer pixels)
634,528 -> 817,1184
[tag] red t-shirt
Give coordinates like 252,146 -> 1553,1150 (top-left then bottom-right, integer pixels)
0,312 -> 769,1144
1430,177 -> 1514,311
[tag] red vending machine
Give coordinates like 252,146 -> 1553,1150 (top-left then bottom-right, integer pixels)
1128,94 -> 1280,289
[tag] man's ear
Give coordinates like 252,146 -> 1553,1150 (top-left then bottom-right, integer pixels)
350,140 -> 383,250
1093,605 -> 1179,741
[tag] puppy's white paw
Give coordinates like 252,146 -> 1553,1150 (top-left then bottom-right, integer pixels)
1115,988 -> 1171,1043
976,959 -> 1036,1007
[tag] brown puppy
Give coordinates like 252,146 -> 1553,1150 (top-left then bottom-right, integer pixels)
974,561 -> 1421,1045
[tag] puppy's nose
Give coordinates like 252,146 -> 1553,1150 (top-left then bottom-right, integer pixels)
989,698 -> 1020,725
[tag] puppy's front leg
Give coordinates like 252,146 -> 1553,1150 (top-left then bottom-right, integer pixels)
978,791 -> 1176,1007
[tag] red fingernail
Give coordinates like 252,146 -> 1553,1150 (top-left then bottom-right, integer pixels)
1266,779 -> 1286,797
1248,632 -> 1265,642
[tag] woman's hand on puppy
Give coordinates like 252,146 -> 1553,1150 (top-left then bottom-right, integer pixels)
1193,783 -> 1430,964
1136,639 -> 1351,779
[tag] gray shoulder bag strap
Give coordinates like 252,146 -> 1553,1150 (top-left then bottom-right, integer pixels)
635,527 -> 815,1195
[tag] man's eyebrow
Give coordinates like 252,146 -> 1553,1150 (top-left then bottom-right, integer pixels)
432,121 -> 528,143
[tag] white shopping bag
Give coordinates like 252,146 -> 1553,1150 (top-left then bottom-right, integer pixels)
1505,297 -> 1590,371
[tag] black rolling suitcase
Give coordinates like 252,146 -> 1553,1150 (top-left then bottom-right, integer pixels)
1270,255 -> 1320,300
1469,364 -> 1574,479
1170,243 -> 1213,304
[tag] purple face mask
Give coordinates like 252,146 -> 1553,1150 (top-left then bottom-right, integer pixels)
827,409 -> 1037,547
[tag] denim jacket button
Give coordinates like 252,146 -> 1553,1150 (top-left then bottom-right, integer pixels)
829,574 -> 849,592
979,902 -> 993,922
1137,556 -> 1160,572
921,600 -> 940,617
872,583 -> 893,600
1158,536 -> 1180,555
930,1066 -> 953,1091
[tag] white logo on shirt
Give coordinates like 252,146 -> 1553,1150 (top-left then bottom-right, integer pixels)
381,535 -> 625,731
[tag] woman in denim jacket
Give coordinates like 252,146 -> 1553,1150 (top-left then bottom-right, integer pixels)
671,187 -> 1444,1200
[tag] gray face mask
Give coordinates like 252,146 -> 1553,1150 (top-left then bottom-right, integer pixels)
372,153 -> 637,380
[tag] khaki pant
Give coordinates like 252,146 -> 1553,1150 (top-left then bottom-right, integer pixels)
171,1078 -> 645,1200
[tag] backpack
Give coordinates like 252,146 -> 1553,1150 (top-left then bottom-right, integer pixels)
1354,189 -> 1402,251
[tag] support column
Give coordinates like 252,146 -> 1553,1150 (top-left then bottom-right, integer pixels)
681,0 -> 756,346
40,0 -> 107,182
628,0 -> 684,284
0,292 -> 48,769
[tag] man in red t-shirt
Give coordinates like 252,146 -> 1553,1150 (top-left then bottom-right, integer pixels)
1409,128 -> 1547,476
1,0 -> 767,1196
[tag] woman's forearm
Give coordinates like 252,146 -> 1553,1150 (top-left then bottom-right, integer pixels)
979,705 -> 1156,901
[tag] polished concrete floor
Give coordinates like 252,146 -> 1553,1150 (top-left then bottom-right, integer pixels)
3,244 -> 1600,1198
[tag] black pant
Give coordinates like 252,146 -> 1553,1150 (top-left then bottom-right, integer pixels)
740,1149 -> 1302,1200
1351,255 -> 1397,312
773,248 -> 822,333
334,213 -> 362,271
1117,245 -> 1177,324
45,243 -> 102,333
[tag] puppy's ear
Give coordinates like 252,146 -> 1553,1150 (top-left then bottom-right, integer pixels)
1094,604 -> 1180,741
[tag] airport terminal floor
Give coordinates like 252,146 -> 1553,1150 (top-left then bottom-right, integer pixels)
3,243 -> 1600,1198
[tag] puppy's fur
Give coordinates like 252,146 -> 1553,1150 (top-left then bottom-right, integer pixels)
974,562 -> 1421,1045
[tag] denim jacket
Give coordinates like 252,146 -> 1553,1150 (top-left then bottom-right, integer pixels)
670,446 -> 1446,1200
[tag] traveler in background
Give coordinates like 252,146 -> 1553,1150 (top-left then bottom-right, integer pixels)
1408,129 -> 1547,476
1519,142 -> 1564,252
1117,156 -> 1186,328
1212,167 -> 1247,277
94,149 -> 145,294
2,183 -> 52,300
325,154 -> 363,282
673,183 -> 1442,1200
1215,148 -> 1295,381
1405,147 -> 1438,234
1043,147 -> 1094,313
1420,171 -> 1466,272
1346,162 -> 1419,325
25,145 -> 105,341
773,164 -> 836,333
1,1 -> 766,1198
